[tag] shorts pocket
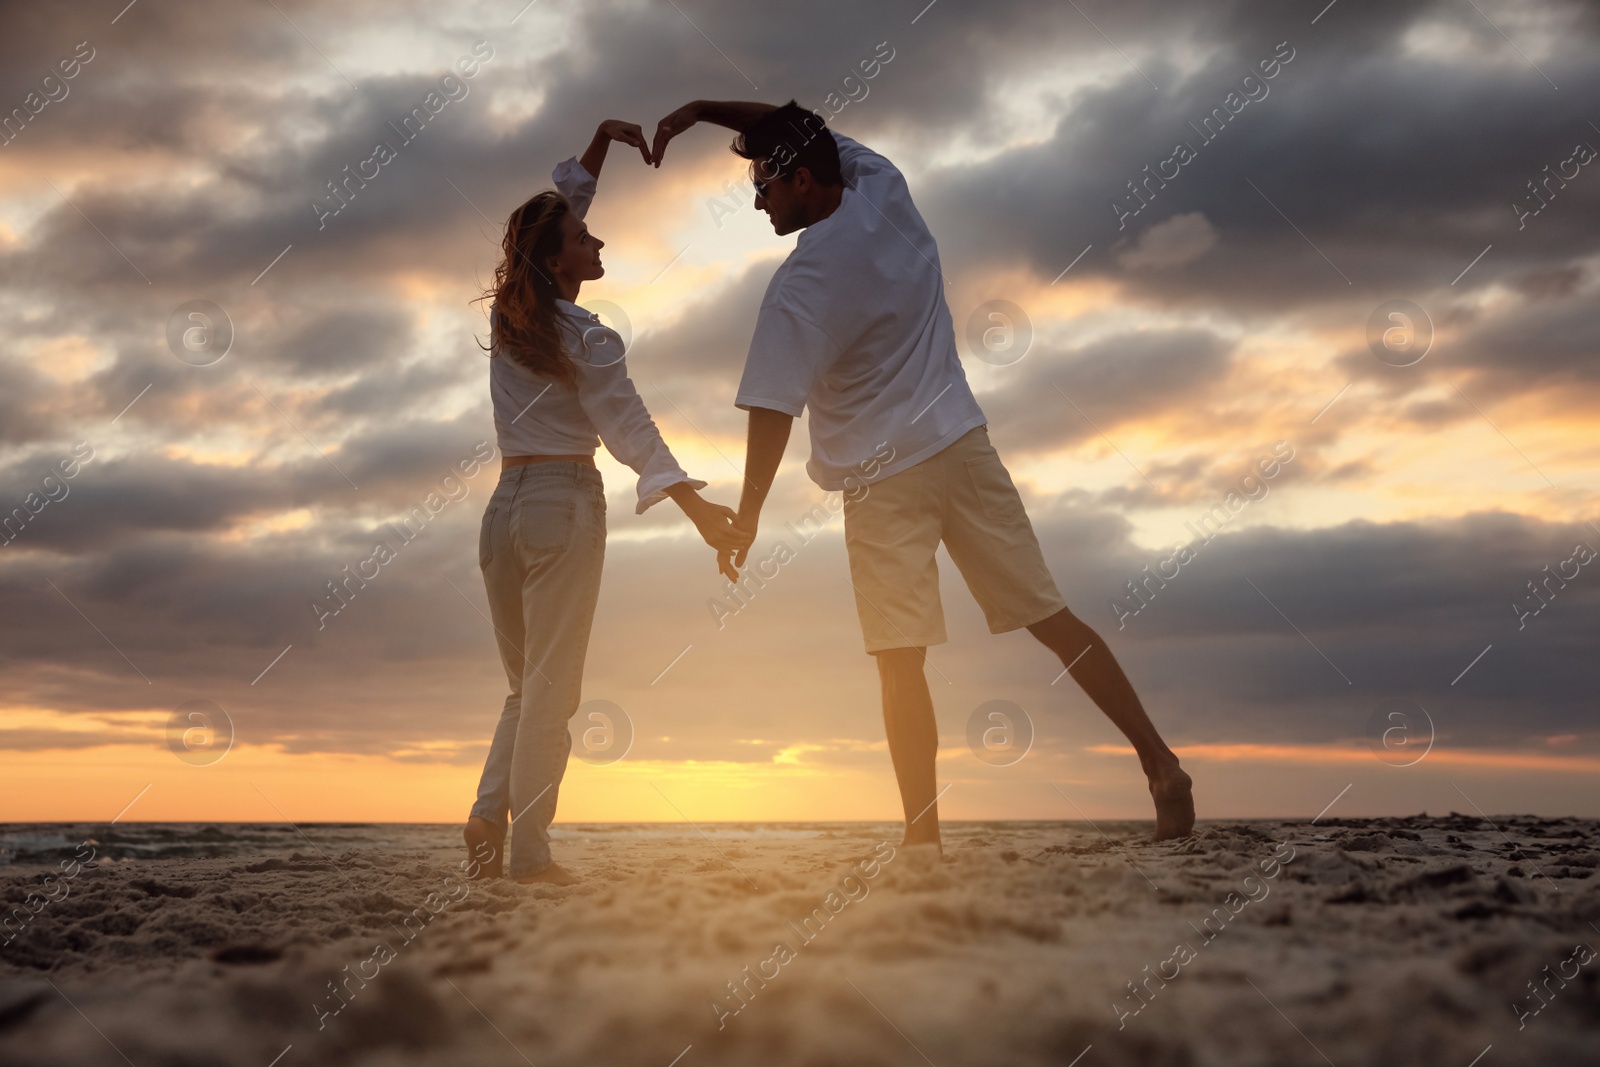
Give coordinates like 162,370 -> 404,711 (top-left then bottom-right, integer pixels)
514,497 -> 575,551
964,455 -> 1026,525
843,490 -> 909,545
478,505 -> 497,568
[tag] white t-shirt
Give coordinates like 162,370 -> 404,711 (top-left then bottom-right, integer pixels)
735,132 -> 986,491
489,158 -> 703,514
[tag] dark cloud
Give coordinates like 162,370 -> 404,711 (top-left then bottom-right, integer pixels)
0,364 -> 58,446
5,487 -> 1596,763
0,727 -> 150,753
273,306 -> 414,377
0,413 -> 499,555
980,327 -> 1235,456
1452,294 -> 1600,385
976,506 -> 1600,752
915,0 -> 1600,308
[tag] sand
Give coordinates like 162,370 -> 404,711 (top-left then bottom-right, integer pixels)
1,816 -> 1598,1065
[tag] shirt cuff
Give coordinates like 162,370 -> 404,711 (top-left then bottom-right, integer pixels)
552,157 -> 597,213
636,473 -> 706,515
552,156 -> 594,185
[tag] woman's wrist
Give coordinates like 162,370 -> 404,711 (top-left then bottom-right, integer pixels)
665,481 -> 701,509
579,127 -> 610,179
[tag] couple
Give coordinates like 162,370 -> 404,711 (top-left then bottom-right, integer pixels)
464,100 -> 1195,885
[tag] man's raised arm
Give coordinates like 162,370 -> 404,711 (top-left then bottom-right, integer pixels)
650,100 -> 778,167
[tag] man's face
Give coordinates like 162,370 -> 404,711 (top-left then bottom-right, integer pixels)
751,158 -> 805,236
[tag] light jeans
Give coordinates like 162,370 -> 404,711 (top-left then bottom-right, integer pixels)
469,461 -> 606,877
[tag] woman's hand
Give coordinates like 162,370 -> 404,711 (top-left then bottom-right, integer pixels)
580,120 -> 653,177
599,120 -> 652,164
668,484 -> 753,580
685,493 -> 751,553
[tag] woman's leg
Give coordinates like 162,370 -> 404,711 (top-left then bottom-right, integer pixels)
505,470 -> 607,879
466,478 -> 527,874
469,691 -> 521,828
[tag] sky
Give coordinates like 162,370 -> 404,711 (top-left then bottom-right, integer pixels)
1,0 -> 1597,826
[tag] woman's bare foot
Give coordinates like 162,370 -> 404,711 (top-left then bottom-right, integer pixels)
1149,763 -> 1195,840
514,861 -> 579,886
463,816 -> 504,880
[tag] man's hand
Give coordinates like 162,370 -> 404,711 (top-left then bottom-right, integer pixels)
714,511 -> 759,584
650,102 -> 702,168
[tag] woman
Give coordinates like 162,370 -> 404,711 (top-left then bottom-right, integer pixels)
465,119 -> 745,885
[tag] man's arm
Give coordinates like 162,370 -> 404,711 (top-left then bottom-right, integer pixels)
650,100 -> 777,167
731,406 -> 794,568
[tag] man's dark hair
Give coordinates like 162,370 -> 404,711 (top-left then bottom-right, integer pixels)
731,100 -> 842,187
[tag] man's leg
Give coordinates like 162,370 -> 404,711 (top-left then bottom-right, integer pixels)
1026,608 -> 1194,840
940,426 -> 1195,840
874,647 -> 941,848
841,456 -> 947,852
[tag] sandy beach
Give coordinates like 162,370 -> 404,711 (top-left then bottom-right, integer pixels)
1,816 -> 1596,1065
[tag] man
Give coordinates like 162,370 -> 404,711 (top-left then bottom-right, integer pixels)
651,100 -> 1194,848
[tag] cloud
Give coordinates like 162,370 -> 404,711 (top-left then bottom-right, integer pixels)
1452,288 -> 1600,385
1117,211 -> 1219,269
5,486 -> 1595,764
627,260 -> 773,386
0,727 -> 151,752
980,327 -> 1235,455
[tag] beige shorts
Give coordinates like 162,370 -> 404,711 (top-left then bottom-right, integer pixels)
842,426 -> 1067,654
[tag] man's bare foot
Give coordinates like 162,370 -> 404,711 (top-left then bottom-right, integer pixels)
463,816 -> 504,880
1150,764 -> 1195,840
514,861 -> 579,886
902,821 -> 942,857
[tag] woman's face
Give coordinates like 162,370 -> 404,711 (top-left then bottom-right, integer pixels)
545,211 -> 605,287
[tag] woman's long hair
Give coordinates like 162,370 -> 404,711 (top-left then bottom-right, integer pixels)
476,191 -> 577,384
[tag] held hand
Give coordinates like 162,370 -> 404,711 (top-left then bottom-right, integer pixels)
689,498 -> 750,554
690,498 -> 749,584
599,119 -> 653,165
667,484 -> 751,578
650,101 -> 701,168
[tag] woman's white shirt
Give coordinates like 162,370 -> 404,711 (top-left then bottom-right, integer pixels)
489,158 -> 702,514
